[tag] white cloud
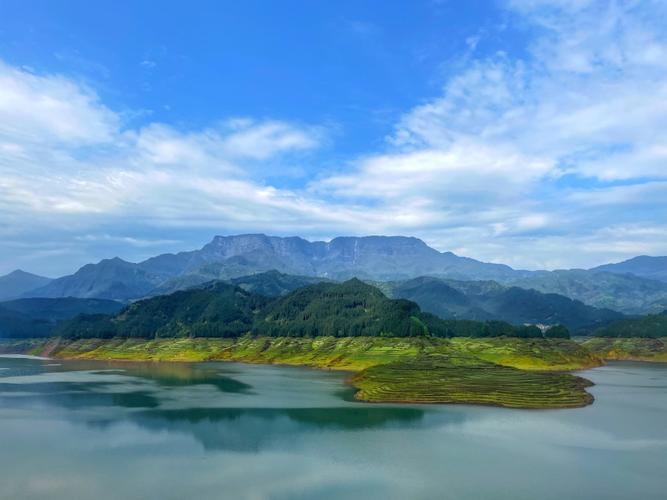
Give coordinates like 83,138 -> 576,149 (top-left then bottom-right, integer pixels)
308,0 -> 667,267
378,0 -> 667,184
133,124 -> 238,172
0,61 -> 324,218
75,234 -> 181,247
566,181 -> 667,206
0,60 -> 118,145
221,119 -> 321,160
0,60 -> 333,274
316,142 -> 551,202
2,0 -> 667,274
133,120 -> 321,169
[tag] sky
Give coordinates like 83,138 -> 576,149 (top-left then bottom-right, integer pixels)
0,0 -> 666,277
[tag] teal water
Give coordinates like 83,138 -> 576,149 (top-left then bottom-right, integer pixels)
0,356 -> 665,500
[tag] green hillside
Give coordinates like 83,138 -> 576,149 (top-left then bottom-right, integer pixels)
0,297 -> 123,338
387,276 -> 622,332
0,308 -> 53,338
56,278 -> 568,340
57,282 -> 268,339
254,279 -> 428,337
591,311 -> 667,338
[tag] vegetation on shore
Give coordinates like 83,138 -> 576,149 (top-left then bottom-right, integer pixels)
575,311 -> 667,361
447,337 -> 599,371
352,356 -> 594,408
0,335 -> 599,409
581,337 -> 667,362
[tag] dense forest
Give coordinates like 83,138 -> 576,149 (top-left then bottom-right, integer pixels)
592,311 -> 667,338
0,298 -> 124,338
57,282 -> 268,339
52,279 -> 572,340
253,279 -> 427,337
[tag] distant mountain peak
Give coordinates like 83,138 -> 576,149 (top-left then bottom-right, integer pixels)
5,269 -> 46,278
592,255 -> 667,283
0,269 -> 53,301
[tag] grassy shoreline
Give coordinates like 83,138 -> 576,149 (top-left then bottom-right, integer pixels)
0,336 -> 601,409
580,337 -> 667,363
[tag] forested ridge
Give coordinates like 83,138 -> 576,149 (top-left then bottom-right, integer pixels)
53,279 -> 571,340
592,311 -> 667,338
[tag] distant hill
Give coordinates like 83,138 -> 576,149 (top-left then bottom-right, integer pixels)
148,270 -> 329,299
0,308 -> 52,338
27,257 -> 166,301
0,297 -> 124,320
507,269 -> 667,315
0,270 -> 52,301
0,297 -> 124,338
592,256 -> 667,283
592,311 -> 667,338
384,276 -> 622,333
229,270 -> 329,297
376,277 -> 494,321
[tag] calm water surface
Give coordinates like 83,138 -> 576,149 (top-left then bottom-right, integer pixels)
0,356 -> 665,500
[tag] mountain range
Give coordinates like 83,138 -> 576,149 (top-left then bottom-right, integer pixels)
3,234 -> 666,316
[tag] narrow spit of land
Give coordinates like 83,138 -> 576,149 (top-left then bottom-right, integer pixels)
0,336 -> 601,409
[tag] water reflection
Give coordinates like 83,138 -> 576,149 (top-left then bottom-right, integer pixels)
1,356 -> 666,500
126,407 -> 430,451
0,356 -> 439,452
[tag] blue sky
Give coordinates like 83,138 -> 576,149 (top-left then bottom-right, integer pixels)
1,0 -> 666,276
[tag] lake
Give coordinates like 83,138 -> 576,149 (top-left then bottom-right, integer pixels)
0,356 -> 665,500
